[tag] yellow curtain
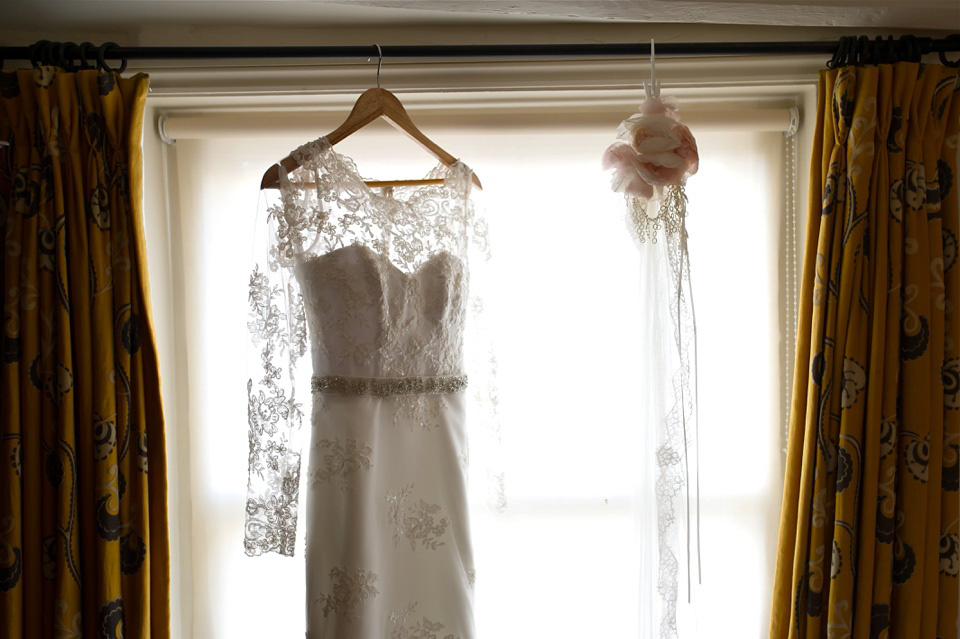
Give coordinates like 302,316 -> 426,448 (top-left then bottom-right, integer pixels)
771,62 -> 960,638
0,67 -> 169,638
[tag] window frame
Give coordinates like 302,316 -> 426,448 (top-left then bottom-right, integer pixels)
141,73 -> 815,638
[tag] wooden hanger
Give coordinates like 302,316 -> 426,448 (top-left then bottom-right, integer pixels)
260,87 -> 483,191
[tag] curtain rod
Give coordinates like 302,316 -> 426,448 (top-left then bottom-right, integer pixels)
2,37 -> 960,64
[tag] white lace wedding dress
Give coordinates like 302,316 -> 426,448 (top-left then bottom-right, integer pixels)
244,137 -> 496,638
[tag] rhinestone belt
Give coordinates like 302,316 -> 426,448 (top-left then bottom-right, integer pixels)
311,374 -> 468,397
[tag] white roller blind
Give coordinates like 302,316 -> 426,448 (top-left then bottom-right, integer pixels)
159,106 -> 796,141
161,115 -> 786,638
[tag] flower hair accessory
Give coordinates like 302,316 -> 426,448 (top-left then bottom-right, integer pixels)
602,96 -> 699,196
602,45 -> 699,243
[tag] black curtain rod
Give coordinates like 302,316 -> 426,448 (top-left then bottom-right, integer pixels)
2,37 -> 960,63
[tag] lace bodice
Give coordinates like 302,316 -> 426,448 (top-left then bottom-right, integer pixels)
244,137 -> 493,557
296,245 -> 467,378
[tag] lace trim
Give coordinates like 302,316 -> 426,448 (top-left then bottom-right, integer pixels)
626,185 -> 700,639
273,136 -> 481,273
626,185 -> 688,245
312,375 -> 468,397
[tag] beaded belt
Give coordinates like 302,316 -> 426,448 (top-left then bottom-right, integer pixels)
311,374 -> 468,397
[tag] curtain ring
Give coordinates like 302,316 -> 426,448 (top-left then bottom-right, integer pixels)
910,36 -> 923,62
851,36 -> 863,66
864,36 -> 883,65
27,41 -> 39,68
56,42 -> 68,70
827,37 -> 843,69
939,34 -> 960,68
97,42 -> 127,74
912,37 -> 924,62
59,42 -> 78,72
899,35 -> 921,63
896,35 -> 910,63
837,36 -> 853,68
854,35 -> 873,67
880,35 -> 897,64
29,40 -> 50,68
78,42 -> 95,70
53,42 -> 65,69
96,42 -> 111,72
828,36 -> 854,69
871,36 -> 884,65
67,42 -> 82,71
43,41 -> 58,67
908,35 -> 920,63
872,35 -> 889,66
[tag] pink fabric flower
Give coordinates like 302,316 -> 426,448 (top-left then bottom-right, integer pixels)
607,97 -> 699,193
601,142 -> 654,198
672,122 -> 699,175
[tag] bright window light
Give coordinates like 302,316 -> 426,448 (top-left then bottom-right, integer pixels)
166,117 -> 785,639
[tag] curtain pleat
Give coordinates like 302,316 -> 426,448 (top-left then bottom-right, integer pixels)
0,66 -> 169,639
771,62 -> 960,639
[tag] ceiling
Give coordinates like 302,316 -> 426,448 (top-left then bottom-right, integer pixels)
0,0 -> 957,40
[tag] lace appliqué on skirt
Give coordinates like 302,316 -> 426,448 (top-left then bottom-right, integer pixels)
315,566 -> 380,621
386,484 -> 450,551
390,603 -> 461,639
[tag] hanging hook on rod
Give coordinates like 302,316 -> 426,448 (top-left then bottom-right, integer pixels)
643,39 -> 661,100
375,43 -> 383,88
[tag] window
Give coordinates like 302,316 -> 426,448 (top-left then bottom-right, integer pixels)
157,103 -> 793,638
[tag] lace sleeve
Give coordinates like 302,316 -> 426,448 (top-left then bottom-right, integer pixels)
464,189 -> 508,513
243,186 -> 313,557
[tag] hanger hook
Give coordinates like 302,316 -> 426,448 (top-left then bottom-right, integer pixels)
375,43 -> 383,88
643,39 -> 659,100
651,39 -> 656,95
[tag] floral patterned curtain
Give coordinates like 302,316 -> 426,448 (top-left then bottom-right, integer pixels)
0,66 -> 169,638
770,62 -> 960,638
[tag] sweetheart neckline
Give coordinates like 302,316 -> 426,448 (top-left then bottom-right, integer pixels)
298,244 -> 464,279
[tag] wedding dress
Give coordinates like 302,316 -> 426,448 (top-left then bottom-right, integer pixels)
243,137 -> 497,638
